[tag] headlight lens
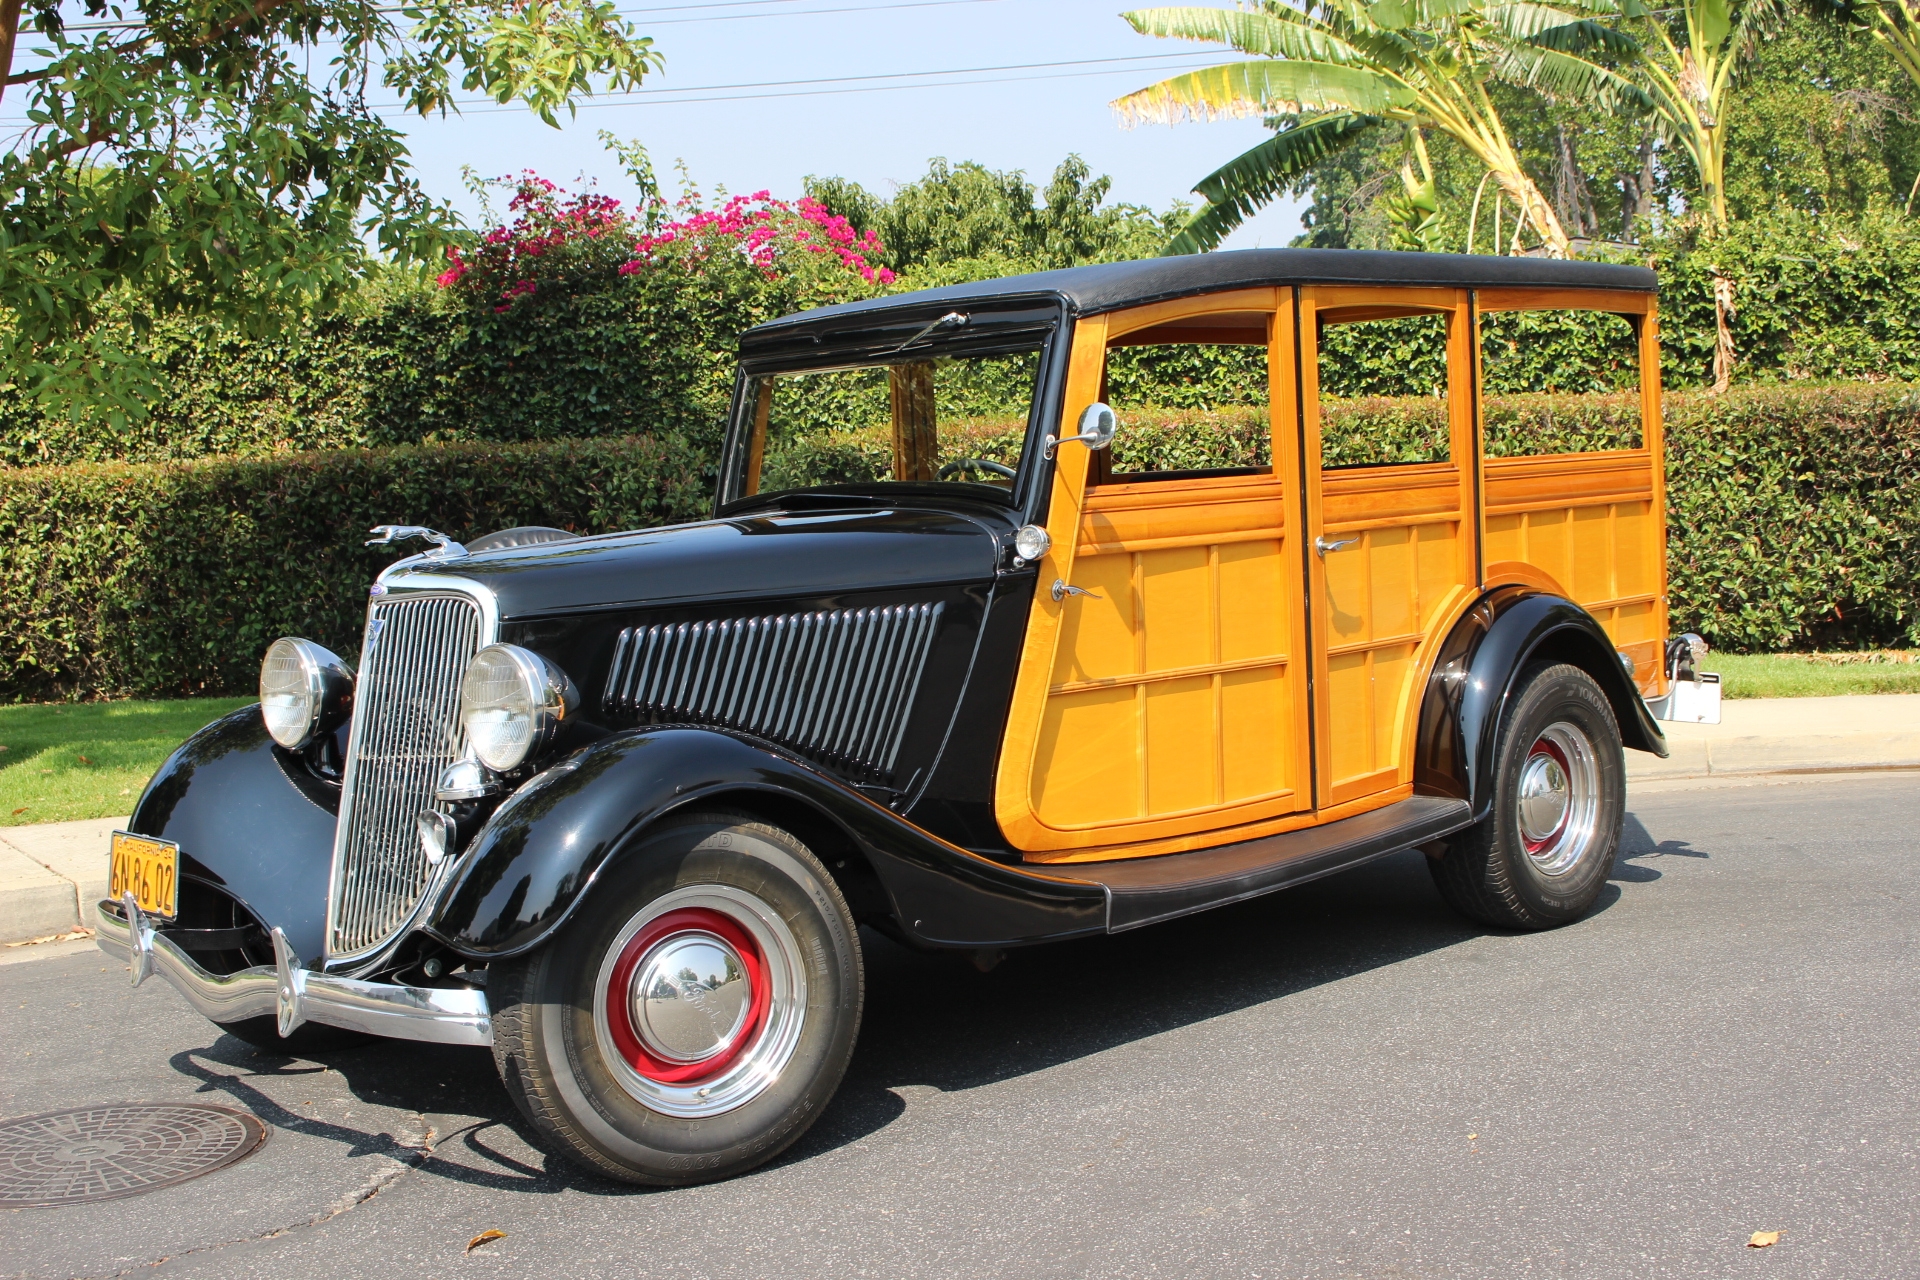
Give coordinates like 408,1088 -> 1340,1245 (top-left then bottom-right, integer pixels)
460,644 -> 575,772
259,637 -> 354,750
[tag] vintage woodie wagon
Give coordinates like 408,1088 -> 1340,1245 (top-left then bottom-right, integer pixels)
101,248 -> 1682,1186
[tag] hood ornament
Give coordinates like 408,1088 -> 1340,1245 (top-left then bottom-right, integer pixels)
366,525 -> 468,561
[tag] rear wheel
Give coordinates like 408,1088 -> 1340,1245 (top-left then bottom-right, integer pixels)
489,811 -> 863,1185
1429,662 -> 1625,930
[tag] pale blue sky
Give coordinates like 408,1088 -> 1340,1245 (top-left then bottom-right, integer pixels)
399,0 -> 1310,249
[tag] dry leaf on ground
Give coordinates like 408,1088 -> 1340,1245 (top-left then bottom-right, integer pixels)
466,1229 -> 507,1253
1748,1230 -> 1782,1248
77,754 -> 91,764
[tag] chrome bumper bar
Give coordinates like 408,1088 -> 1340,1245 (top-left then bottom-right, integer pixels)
95,897 -> 491,1048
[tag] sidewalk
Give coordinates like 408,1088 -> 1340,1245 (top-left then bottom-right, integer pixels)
1626,694 -> 1920,780
1,695 -> 1914,945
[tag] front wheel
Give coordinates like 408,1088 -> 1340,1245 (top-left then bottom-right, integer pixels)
1429,662 -> 1625,930
489,811 -> 863,1185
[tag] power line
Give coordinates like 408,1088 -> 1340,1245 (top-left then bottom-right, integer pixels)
0,46 -> 1223,125
44,0 -> 1009,34
405,57 -> 1221,114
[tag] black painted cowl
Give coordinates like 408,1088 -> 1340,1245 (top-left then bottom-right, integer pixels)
406,504 -> 1011,622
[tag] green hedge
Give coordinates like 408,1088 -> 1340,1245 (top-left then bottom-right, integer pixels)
1,381 -> 1912,700
8,212 -> 1920,472
0,437 -> 709,700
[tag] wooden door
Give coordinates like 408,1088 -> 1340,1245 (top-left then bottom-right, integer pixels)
996,291 -> 1315,861
1299,287 -> 1479,812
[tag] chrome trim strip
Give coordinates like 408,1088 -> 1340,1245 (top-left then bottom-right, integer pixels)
325,572 -> 499,967
97,900 -> 491,1047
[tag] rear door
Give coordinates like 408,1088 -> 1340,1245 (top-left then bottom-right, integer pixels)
1298,287 -> 1480,813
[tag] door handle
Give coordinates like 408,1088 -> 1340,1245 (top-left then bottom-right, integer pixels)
1314,535 -> 1359,558
1051,579 -> 1103,602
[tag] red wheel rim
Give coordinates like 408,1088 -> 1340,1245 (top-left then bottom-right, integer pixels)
601,907 -> 771,1085
1520,735 -> 1572,855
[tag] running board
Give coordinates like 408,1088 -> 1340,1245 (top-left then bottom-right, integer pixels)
1065,795 -> 1475,932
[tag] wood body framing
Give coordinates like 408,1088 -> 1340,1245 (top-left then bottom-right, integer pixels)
995,283 -> 1666,864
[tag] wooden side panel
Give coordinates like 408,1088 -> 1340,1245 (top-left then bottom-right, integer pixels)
1031,475 -> 1306,836
1484,450 -> 1664,687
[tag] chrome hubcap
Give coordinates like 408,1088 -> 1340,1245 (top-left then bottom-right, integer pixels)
1518,754 -> 1571,845
630,931 -> 752,1064
593,884 -> 807,1120
1516,722 -> 1601,877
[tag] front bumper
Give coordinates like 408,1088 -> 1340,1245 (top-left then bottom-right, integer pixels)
95,897 -> 492,1048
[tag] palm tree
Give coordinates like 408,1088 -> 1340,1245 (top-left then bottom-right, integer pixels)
1614,0 -> 1778,229
1113,0 -> 1647,256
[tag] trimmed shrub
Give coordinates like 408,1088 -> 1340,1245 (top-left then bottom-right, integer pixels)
0,437 -> 708,700
1,388 -> 1913,703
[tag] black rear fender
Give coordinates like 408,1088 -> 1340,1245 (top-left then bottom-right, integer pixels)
423,728 -> 1107,959
1415,587 -> 1667,822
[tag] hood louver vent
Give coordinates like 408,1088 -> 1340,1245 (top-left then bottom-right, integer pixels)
602,603 -> 944,779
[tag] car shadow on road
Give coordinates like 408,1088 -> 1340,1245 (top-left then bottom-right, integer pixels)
164,824 -> 1701,1196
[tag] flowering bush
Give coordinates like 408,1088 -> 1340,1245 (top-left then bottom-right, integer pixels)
436,175 -> 636,313
621,191 -> 894,287
436,174 -> 892,317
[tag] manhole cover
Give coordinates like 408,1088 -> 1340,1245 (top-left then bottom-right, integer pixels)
0,1103 -> 269,1207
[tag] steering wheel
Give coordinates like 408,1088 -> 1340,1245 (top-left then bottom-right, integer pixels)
937,457 -> 1017,482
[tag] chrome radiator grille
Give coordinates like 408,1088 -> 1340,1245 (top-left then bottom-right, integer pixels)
603,602 -> 944,779
328,594 -> 483,959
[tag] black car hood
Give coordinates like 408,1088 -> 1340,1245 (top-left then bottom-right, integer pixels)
409,506 -> 1004,619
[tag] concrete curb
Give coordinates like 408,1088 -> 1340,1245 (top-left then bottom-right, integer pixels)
0,816 -> 124,947
1625,694 -> 1920,780
0,695 -> 1914,945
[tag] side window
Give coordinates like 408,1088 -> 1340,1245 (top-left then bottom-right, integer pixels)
1316,309 -> 1452,466
1478,309 -> 1643,456
1098,314 -> 1271,483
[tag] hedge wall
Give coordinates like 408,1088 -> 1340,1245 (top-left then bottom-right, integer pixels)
0,437 -> 709,700
7,212 -> 1920,472
3,380 -> 1911,700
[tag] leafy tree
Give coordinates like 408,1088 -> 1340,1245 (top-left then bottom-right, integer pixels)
1713,12 -> 1920,217
1111,0 -> 1648,257
805,155 -> 1183,277
0,0 -> 660,421
1610,0 -> 1776,229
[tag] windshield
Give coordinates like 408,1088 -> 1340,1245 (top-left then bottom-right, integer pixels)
732,344 -> 1043,502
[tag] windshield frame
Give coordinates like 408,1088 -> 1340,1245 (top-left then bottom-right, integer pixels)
716,302 -> 1068,518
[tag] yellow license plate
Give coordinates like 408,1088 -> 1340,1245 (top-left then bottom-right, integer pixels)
109,832 -> 179,919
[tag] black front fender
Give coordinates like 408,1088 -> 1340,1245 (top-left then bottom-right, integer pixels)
1415,588 -> 1668,822
424,728 -> 1108,958
128,707 -> 339,963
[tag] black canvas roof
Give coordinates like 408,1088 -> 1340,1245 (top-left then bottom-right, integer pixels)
740,247 -> 1656,351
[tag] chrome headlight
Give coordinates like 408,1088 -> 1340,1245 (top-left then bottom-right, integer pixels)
459,644 -> 577,772
259,637 -> 354,750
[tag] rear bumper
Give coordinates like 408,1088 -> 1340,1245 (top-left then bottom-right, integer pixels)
95,897 -> 491,1048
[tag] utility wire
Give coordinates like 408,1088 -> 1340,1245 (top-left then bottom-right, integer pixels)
44,0 -> 1008,34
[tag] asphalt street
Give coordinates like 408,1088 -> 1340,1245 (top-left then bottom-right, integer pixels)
2,772 -> 1915,1280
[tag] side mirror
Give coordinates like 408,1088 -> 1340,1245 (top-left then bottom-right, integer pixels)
1045,402 -> 1118,459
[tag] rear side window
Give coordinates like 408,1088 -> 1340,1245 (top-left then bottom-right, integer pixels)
1479,310 -> 1643,456
1316,310 -> 1452,466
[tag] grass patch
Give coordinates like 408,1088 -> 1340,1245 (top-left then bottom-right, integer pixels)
1712,651 -> 1920,699
0,698 -> 253,826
